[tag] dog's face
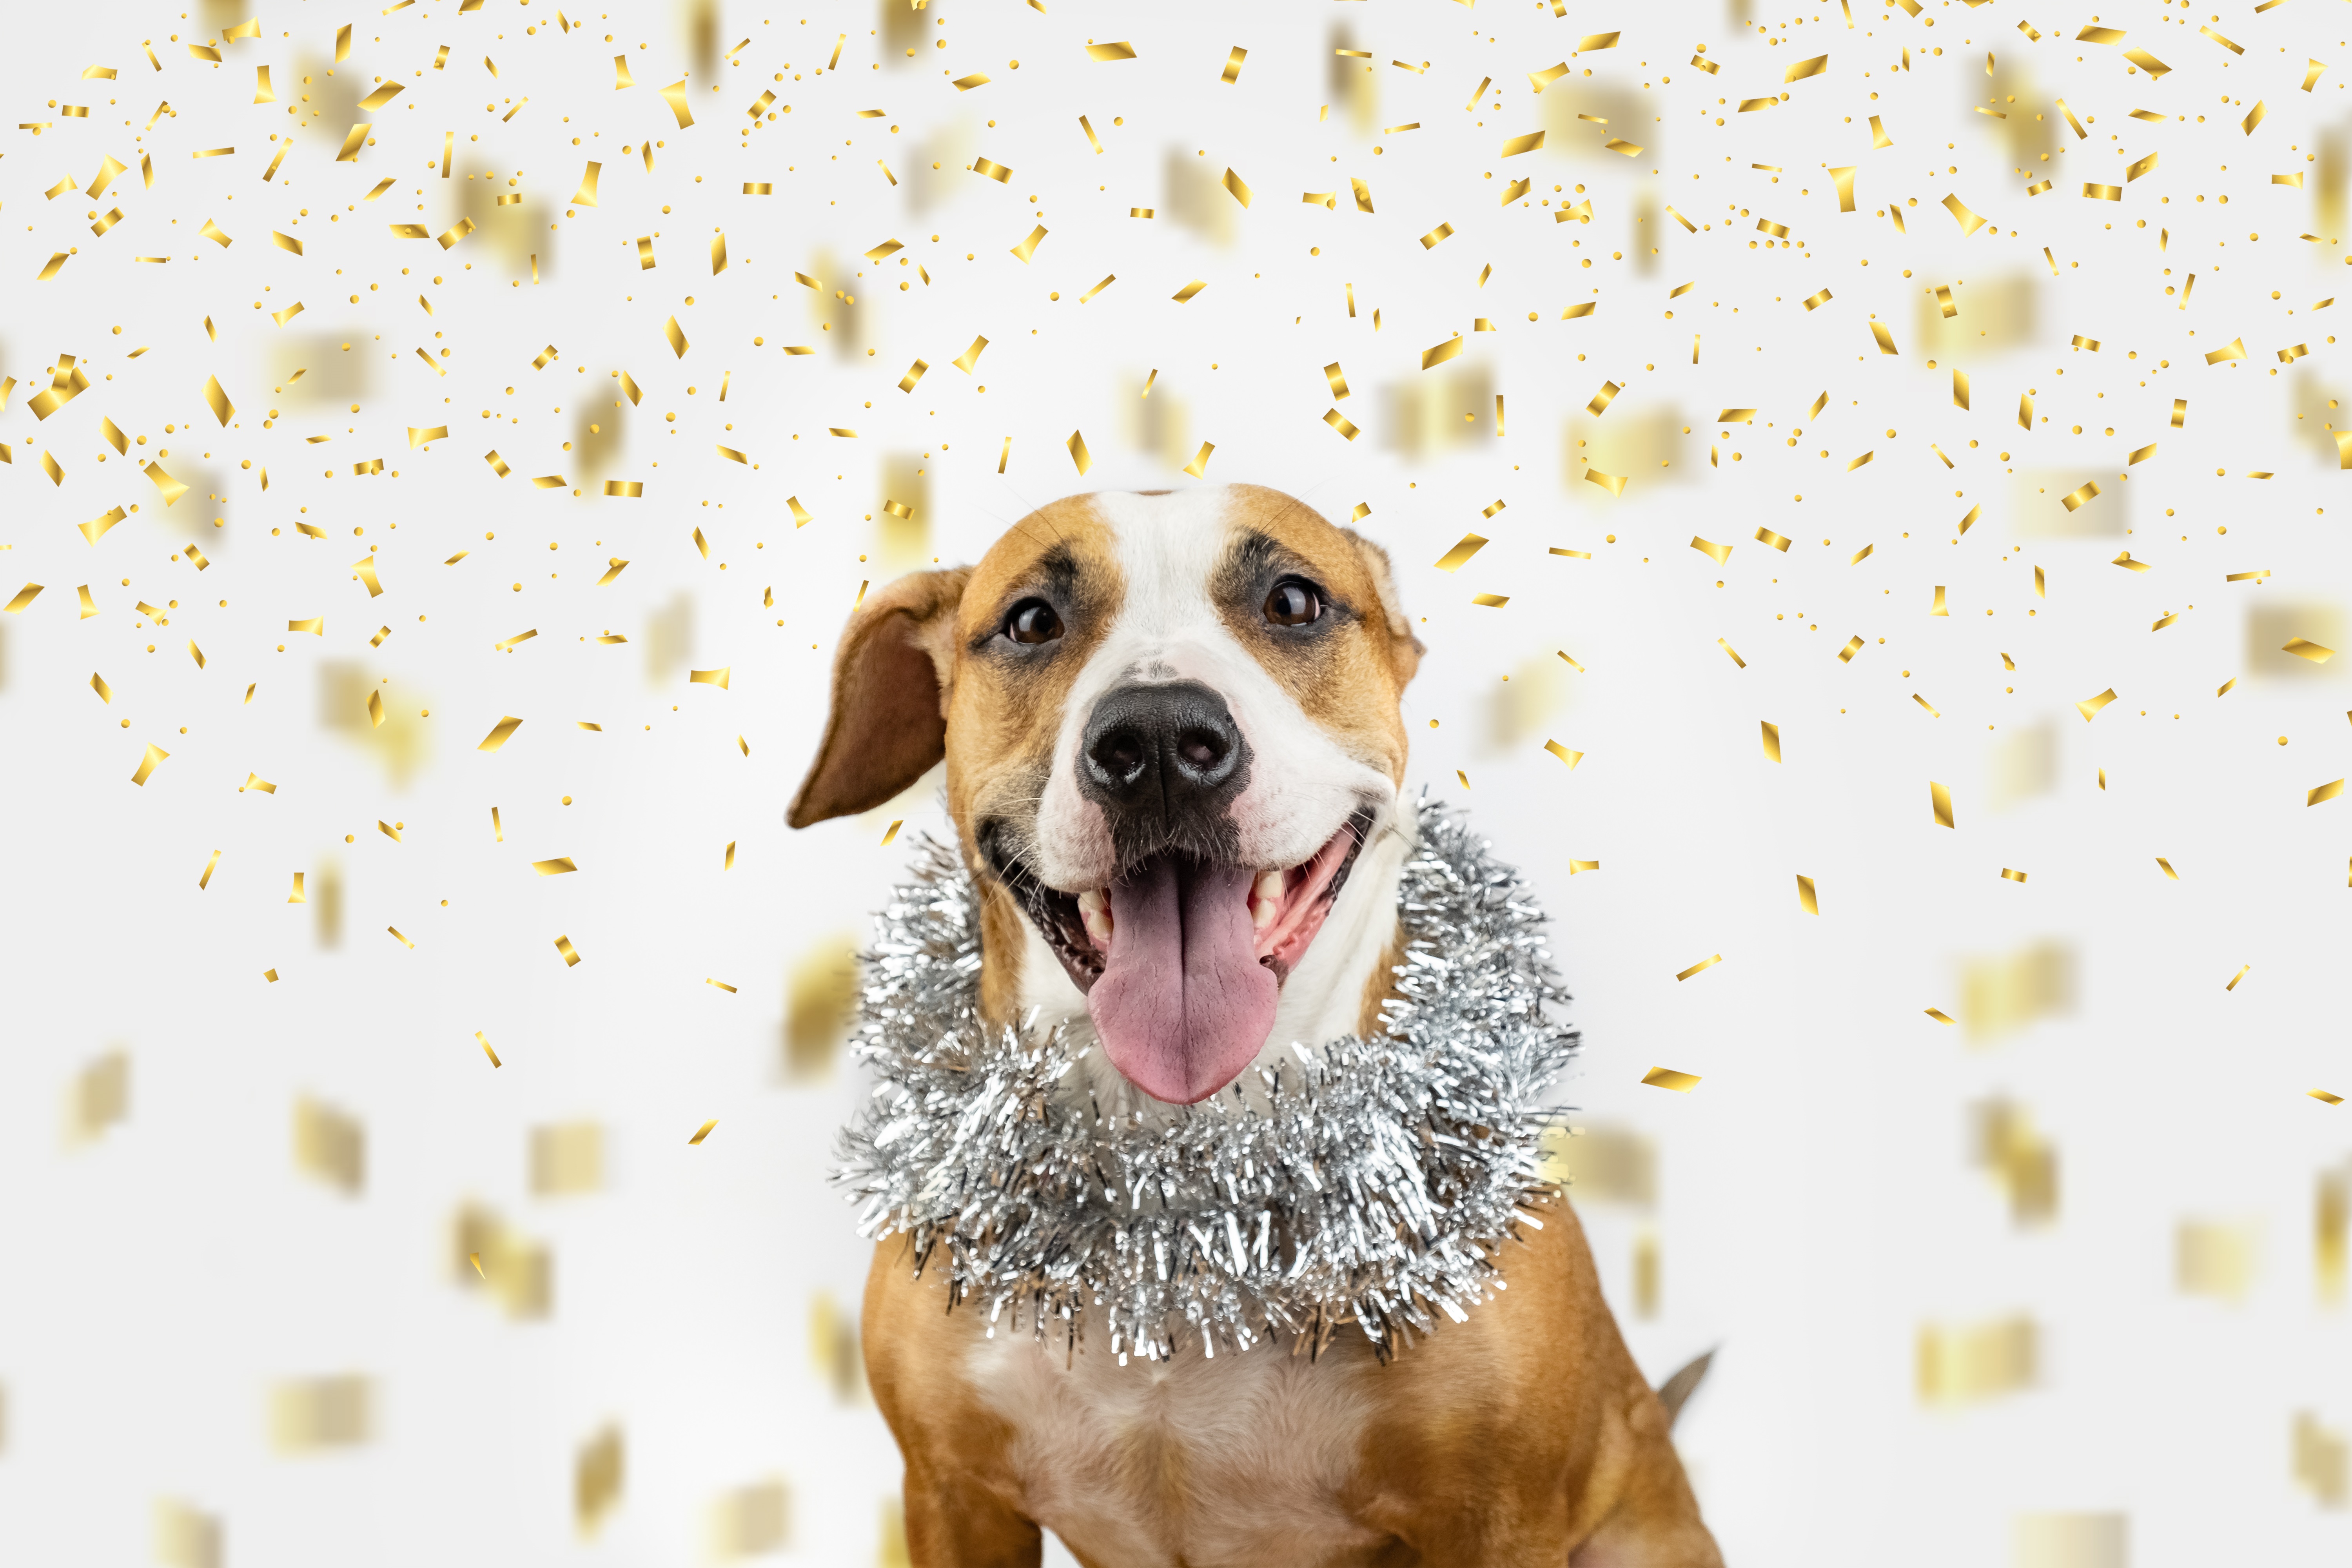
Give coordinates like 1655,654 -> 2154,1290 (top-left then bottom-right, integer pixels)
791,485 -> 1421,1103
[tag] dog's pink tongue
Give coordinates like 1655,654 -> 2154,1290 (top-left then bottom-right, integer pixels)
1087,857 -> 1278,1104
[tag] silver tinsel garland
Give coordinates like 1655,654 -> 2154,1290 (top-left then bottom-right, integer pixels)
837,799 -> 1578,1363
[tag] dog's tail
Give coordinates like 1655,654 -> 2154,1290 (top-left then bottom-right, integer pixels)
1655,1348 -> 1715,1430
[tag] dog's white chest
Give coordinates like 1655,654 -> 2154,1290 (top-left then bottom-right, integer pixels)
967,1328 -> 1386,1568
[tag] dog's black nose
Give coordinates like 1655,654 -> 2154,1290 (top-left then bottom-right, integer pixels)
1080,681 -> 1249,849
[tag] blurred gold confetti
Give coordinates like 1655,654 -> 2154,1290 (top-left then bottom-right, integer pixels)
575,1424 -> 624,1535
270,1375 -> 372,1453
1916,1317 -> 2035,1404
1642,1067 -> 1701,1092
2177,1219 -> 2259,1302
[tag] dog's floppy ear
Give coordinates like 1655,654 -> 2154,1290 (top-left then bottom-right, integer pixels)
1342,530 -> 1424,686
787,566 -> 973,828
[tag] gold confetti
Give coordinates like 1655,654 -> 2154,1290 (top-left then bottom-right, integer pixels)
1470,594 -> 1510,608
1737,97 -> 1779,114
1674,955 -> 1723,982
1690,536 -> 1732,566
2062,481 -> 2103,513
1796,874 -> 1818,915
689,1119 -> 719,1144
2310,779 -> 2346,807
1942,194 -> 1985,235
2284,639 -> 2336,664
1925,1008 -> 1956,1026
2313,1089 -> 2343,1105
1222,167 -> 1253,208
1802,288 -> 1833,312
1718,639 -> 1747,668
2205,338 -> 2247,365
1324,408 -> 1360,441
533,858 -> 578,877
1570,859 -> 1600,874
2082,183 -> 2122,202
973,156 -> 1013,183
1422,334 -> 1464,368
1870,321 -> 1898,355
554,935 -> 581,967
1785,53 -> 1829,82
1931,781 -> 1956,828
1642,1067 -> 1701,1093
1544,740 -> 1584,770
664,316 -> 688,358
2225,964 -> 2251,991
2076,688 -> 2118,722
690,667 -> 732,690
1583,468 -> 1627,497
2243,100 -> 2266,135
477,716 -> 524,753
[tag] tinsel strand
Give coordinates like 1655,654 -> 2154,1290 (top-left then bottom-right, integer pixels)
836,799 -> 1578,1362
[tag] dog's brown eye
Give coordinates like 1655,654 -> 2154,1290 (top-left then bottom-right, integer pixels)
1007,600 -> 1063,644
1264,580 -> 1321,627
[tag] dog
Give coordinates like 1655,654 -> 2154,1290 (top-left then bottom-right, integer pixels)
790,485 -> 1722,1567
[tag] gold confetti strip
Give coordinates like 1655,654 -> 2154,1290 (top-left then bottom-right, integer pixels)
1642,1068 -> 1701,1093
242,773 -> 276,794
2310,779 -> 2346,807
1925,1008 -> 1956,1026
1570,859 -> 1601,874
1870,321 -> 1898,355
689,1119 -> 719,1144
2076,688 -> 2119,722
2283,639 -> 2336,664
2225,965 -> 2251,992
690,667 -> 732,690
1931,781 -> 1956,829
1422,334 -> 1463,368
554,935 -> 581,967
1223,168 -> 1253,207
1584,468 -> 1627,497
532,858 -> 577,877
1323,408 -> 1360,441
1556,651 -> 1584,672
1690,537 -> 1732,566
1802,288 -> 1832,312
1718,638 -> 1747,668
477,715 -> 524,752
973,156 -> 1013,183
1796,874 -> 1819,915
1999,868 -> 2028,885
1470,594 -> 1510,608
1543,740 -> 1584,770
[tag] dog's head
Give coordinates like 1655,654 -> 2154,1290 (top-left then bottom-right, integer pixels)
790,485 -> 1422,1103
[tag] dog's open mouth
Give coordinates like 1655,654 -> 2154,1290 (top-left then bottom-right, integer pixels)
990,808 -> 1375,1103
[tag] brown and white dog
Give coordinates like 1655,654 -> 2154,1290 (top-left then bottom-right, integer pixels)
789,485 -> 1722,1567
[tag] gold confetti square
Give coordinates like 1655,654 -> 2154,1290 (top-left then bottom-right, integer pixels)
530,1124 -> 605,1197
269,1374 -> 372,1452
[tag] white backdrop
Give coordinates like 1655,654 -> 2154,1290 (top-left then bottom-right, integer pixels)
2,2 -> 2349,1564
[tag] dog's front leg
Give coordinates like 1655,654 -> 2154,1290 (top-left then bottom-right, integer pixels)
900,1463 -> 1045,1568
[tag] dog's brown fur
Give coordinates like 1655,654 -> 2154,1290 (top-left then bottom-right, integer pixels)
795,491 -> 1722,1566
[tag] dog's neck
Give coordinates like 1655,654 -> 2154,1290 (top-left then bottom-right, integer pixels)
991,798 -> 1417,1115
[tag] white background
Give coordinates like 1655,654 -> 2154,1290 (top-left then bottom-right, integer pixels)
2,1 -> 2349,1564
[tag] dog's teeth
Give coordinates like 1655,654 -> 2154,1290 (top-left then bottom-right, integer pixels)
1250,869 -> 1284,932
1077,888 -> 1114,948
